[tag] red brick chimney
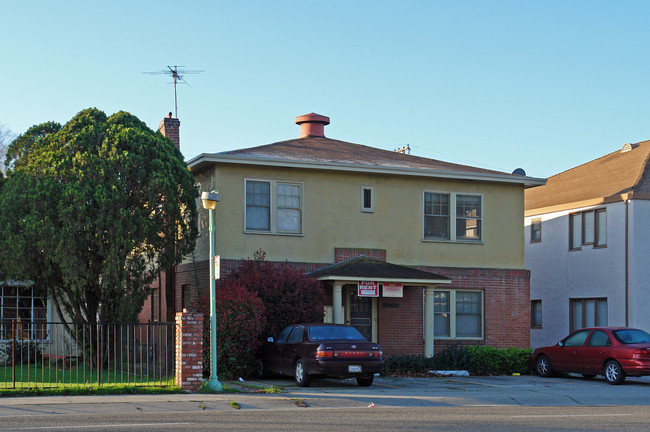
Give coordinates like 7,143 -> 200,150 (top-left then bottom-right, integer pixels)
295,113 -> 330,138
159,112 -> 180,149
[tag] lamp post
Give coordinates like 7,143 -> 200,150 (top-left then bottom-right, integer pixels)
201,190 -> 222,392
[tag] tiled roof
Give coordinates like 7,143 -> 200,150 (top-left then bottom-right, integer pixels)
525,140 -> 650,212
218,136 -> 506,174
188,136 -> 544,187
309,256 -> 450,282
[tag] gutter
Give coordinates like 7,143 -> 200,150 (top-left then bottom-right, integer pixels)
625,199 -> 629,326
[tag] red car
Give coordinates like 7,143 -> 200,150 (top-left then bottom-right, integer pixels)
257,323 -> 383,387
530,327 -> 650,385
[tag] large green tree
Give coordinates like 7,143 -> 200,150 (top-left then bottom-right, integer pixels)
0,108 -> 198,324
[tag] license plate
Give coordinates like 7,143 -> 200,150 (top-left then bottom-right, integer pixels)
348,365 -> 362,373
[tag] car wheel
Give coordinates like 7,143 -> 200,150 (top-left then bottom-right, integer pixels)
582,374 -> 596,379
356,375 -> 374,386
294,359 -> 311,387
535,355 -> 554,377
257,359 -> 269,379
604,360 -> 626,385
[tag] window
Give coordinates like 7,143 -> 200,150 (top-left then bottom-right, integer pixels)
182,284 -> 192,310
587,330 -> 611,347
0,285 -> 48,341
433,290 -> 483,339
152,288 -> 160,322
424,192 -> 482,242
530,218 -> 542,243
361,186 -> 374,212
245,180 -> 302,234
563,329 -> 590,347
531,299 -> 542,328
570,208 -> 606,249
570,298 -> 607,332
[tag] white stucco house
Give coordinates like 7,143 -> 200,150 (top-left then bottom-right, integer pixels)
525,141 -> 650,348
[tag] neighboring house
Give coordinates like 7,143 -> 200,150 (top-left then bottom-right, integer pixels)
142,113 -> 545,357
525,141 -> 650,348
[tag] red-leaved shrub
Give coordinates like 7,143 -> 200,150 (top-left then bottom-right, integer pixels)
198,282 -> 265,380
228,250 -> 325,339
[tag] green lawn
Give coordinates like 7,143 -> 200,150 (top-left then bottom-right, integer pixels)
1,362 -> 176,394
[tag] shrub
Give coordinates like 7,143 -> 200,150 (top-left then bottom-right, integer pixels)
198,283 -> 265,380
0,340 -> 43,365
198,250 -> 325,380
227,250 -> 325,339
382,345 -> 533,376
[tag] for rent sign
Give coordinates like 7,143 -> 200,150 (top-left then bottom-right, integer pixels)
358,281 -> 379,297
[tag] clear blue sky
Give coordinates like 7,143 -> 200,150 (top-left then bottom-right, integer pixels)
3,1 -> 650,178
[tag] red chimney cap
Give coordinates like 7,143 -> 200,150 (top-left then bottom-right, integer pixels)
295,113 -> 330,138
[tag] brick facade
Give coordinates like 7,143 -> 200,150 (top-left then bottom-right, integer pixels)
142,257 -> 531,358
175,310 -> 204,392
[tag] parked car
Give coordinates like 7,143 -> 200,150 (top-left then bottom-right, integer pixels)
257,323 -> 384,387
530,327 -> 650,384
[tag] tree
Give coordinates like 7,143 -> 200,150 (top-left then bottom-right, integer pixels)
0,108 -> 198,326
0,122 -> 16,179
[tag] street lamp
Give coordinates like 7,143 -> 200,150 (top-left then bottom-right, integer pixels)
201,190 -> 222,392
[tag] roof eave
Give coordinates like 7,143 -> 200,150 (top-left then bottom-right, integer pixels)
314,276 -> 452,284
187,154 -> 547,188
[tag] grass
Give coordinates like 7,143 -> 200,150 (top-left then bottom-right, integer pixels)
228,401 -> 241,409
1,363 -> 177,396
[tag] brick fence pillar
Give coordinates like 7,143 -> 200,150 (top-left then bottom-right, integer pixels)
175,309 -> 204,392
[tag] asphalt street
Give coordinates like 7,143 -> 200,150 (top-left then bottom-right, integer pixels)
1,373 -> 649,417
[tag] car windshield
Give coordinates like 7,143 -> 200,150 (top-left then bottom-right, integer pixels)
613,329 -> 650,344
308,326 -> 366,341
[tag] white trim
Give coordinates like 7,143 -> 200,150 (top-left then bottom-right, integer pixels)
188,154 -> 546,188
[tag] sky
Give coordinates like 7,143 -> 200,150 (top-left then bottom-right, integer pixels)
3,1 -> 650,179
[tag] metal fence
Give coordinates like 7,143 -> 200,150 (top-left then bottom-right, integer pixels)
0,319 -> 177,390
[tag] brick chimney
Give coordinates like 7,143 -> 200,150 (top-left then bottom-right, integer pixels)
159,112 -> 181,149
295,113 -> 330,138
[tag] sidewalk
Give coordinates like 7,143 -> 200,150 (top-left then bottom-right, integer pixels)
1,374 -> 649,417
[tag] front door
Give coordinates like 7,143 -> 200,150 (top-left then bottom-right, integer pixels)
347,289 -> 373,341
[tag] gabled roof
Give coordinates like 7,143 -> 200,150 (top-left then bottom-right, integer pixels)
188,136 -> 545,188
525,140 -> 650,215
309,256 -> 451,284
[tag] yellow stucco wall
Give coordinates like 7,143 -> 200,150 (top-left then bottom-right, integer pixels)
189,163 -> 525,269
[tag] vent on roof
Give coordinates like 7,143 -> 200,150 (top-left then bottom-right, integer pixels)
295,113 -> 330,138
621,143 -> 634,153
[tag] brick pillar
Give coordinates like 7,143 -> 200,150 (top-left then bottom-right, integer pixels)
175,309 -> 204,392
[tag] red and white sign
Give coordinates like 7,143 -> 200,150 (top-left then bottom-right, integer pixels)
382,283 -> 403,298
214,255 -> 221,280
358,281 -> 379,297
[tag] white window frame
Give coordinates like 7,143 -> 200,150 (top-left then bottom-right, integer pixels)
0,284 -> 50,342
361,186 -> 374,213
244,179 -> 303,235
423,191 -> 483,242
433,289 -> 484,340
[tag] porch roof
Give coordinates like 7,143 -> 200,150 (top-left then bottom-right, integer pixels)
309,256 -> 452,285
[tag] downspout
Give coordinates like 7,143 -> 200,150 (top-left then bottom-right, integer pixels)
625,199 -> 629,326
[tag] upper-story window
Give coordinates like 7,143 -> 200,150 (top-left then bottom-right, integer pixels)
530,218 -> 542,243
569,208 -> 606,250
361,186 -> 374,212
423,192 -> 482,242
245,179 -> 302,234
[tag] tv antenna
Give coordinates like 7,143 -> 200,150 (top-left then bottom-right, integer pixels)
143,65 -> 203,118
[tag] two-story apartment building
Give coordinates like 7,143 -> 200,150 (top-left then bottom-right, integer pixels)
526,141 -> 650,348
143,113 -> 544,357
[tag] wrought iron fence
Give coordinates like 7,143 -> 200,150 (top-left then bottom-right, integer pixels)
0,319 -> 177,390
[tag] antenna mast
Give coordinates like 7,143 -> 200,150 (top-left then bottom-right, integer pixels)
143,66 -> 203,118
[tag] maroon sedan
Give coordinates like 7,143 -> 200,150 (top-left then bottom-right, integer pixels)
257,323 -> 383,387
531,327 -> 650,384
